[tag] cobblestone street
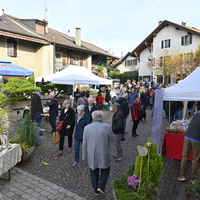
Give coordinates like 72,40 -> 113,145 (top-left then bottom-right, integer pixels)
0,108 -> 196,199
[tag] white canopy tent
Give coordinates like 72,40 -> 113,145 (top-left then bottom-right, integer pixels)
163,67 -> 200,101
35,65 -> 112,106
35,65 -> 112,85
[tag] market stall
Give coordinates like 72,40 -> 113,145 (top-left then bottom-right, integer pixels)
162,67 -> 200,160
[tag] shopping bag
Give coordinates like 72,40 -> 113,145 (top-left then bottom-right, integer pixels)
53,131 -> 60,145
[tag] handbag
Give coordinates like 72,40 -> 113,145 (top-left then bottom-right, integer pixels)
53,131 -> 60,145
56,113 -> 68,131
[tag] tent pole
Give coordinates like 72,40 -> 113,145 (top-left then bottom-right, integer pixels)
72,84 -> 74,108
169,101 -> 170,124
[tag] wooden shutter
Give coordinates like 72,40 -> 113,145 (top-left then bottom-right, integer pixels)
181,36 -> 184,46
161,40 -> 164,49
168,75 -> 171,84
190,35 -> 192,44
63,54 -> 66,66
80,57 -> 83,66
70,56 -> 73,65
168,39 -> 171,48
14,41 -> 17,57
7,39 -> 14,57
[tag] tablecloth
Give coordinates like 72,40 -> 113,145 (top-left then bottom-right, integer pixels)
162,132 -> 193,161
0,144 -> 22,176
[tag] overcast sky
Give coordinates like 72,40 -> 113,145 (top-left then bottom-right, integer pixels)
0,0 -> 200,57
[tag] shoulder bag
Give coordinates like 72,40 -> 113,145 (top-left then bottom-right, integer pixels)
56,112 -> 68,131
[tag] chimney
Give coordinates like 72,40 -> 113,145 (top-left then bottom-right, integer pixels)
158,21 -> 163,26
45,26 -> 48,34
67,30 -> 71,37
182,22 -> 186,26
75,27 -> 81,46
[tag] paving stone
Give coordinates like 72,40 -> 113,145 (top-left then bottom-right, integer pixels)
21,193 -> 32,199
41,190 -> 50,196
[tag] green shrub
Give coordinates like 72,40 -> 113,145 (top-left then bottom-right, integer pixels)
134,138 -> 163,187
110,72 -> 138,84
20,111 -> 37,147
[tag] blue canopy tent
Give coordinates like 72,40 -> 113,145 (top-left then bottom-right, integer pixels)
0,59 -> 34,76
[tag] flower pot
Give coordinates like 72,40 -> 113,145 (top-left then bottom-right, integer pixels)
20,145 -> 35,162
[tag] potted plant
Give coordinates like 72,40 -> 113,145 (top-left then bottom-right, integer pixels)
9,111 -> 37,162
185,173 -> 200,200
112,138 -> 163,200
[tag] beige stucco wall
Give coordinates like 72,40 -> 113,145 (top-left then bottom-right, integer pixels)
0,36 -> 54,77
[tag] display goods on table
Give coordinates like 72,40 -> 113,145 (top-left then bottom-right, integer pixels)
166,119 -> 190,134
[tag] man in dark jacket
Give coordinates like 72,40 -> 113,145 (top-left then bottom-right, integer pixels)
178,113 -> 200,183
112,103 -> 124,162
31,89 -> 43,126
84,97 -> 98,122
127,88 -> 138,116
46,92 -> 58,133
116,93 -> 129,141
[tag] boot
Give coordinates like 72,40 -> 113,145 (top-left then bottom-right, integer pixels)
57,150 -> 63,156
67,147 -> 72,152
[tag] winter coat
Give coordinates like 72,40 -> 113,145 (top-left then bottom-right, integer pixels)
116,97 -> 129,119
185,113 -> 200,141
82,121 -> 115,170
127,92 -> 138,106
105,89 -> 111,102
96,94 -> 104,104
187,101 -> 195,109
77,96 -> 88,107
151,92 -> 156,107
31,93 -> 43,113
59,107 -> 75,136
140,92 -> 148,107
84,104 -> 98,122
74,112 -> 90,140
132,103 -> 142,120
112,109 -> 124,134
46,97 -> 58,117
165,101 -> 179,116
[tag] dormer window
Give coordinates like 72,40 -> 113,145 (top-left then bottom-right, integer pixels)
36,24 -> 45,34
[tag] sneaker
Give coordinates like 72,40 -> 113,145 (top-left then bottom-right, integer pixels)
132,134 -> 137,137
97,188 -> 105,195
57,150 -> 63,156
72,162 -> 79,167
178,176 -> 186,181
121,138 -> 126,141
135,133 -> 139,136
116,157 -> 122,162
94,192 -> 99,196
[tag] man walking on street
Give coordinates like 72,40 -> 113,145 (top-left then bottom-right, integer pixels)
128,88 -> 138,117
178,113 -> 200,183
112,103 -> 124,161
46,92 -> 58,133
84,97 -> 98,122
82,111 -> 115,195
117,93 -> 129,140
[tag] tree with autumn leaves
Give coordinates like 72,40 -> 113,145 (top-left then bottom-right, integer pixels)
154,44 -> 200,83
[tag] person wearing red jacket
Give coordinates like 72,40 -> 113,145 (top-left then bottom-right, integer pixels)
96,92 -> 104,110
132,97 -> 142,137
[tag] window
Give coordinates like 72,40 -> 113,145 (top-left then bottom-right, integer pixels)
181,35 -> 192,45
125,60 -> 137,66
74,57 -> 78,66
125,60 -> 130,66
55,53 -> 61,66
161,39 -> 171,49
7,39 -> 17,57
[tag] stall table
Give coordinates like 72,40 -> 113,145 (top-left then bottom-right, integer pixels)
0,144 -> 22,181
162,132 -> 193,161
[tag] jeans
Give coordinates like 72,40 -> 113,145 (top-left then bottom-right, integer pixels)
180,138 -> 200,179
166,116 -> 173,123
49,117 -> 57,132
32,112 -> 41,126
132,119 -> 139,136
121,118 -> 126,139
115,134 -> 123,157
90,167 -> 110,193
105,101 -> 110,111
74,139 -> 82,162
151,107 -> 154,116
59,134 -> 72,151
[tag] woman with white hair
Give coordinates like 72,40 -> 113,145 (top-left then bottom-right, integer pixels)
72,104 -> 90,166
57,99 -> 75,156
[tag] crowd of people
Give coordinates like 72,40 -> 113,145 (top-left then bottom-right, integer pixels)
29,78 -> 200,195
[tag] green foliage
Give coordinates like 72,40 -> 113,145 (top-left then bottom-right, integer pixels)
0,92 -> 7,108
127,163 -> 135,176
134,138 -> 163,187
79,86 -> 98,97
20,111 -> 37,147
0,76 -> 40,105
41,83 -> 67,96
107,66 -> 120,74
111,72 -> 138,84
97,66 -> 104,72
